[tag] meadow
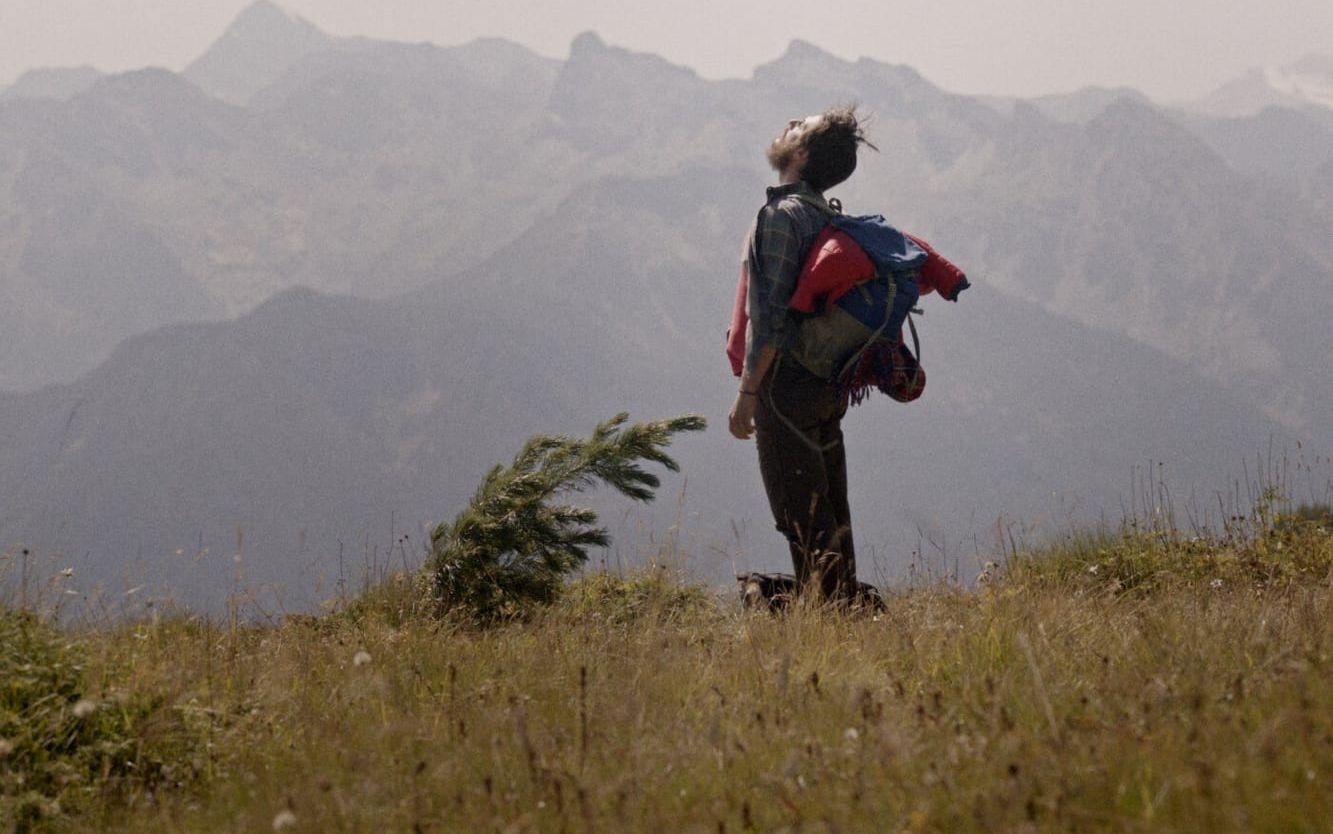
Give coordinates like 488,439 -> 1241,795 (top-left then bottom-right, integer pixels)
3,511 -> 1330,833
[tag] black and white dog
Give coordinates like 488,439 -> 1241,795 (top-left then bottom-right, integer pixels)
736,572 -> 884,612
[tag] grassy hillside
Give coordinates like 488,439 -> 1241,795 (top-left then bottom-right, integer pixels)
2,518 -> 1330,833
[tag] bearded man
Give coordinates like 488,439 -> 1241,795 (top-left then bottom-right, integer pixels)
728,105 -> 876,604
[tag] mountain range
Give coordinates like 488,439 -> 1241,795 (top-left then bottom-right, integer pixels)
1,2 -> 1328,611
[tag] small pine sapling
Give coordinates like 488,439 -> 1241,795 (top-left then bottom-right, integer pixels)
425,413 -> 706,622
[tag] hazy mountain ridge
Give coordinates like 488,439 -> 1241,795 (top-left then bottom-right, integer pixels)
2,4 -> 1327,429
0,168 -> 1300,611
0,66 -> 104,102
906,97 -> 1333,432
0,30 -> 569,389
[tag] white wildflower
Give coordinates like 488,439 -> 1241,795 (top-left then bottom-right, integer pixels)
352,650 -> 372,667
1087,564 -> 1100,575
272,809 -> 297,831
0,738 -> 13,756
72,699 -> 97,718
61,567 -> 74,578
1209,578 -> 1223,590
843,727 -> 860,741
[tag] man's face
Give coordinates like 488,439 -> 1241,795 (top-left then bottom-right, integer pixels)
765,114 -> 822,175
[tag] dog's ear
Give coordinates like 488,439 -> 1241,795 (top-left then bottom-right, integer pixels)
739,575 -> 769,610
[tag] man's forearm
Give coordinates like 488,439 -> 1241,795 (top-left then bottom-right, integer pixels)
741,344 -> 779,393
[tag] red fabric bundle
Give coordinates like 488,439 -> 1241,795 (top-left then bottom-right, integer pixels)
787,228 -> 875,313
907,233 -> 969,301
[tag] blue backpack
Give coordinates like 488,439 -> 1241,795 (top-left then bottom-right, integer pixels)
786,206 -> 927,387
827,213 -> 926,352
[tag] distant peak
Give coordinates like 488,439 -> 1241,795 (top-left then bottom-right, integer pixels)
226,0 -> 325,41
231,0 -> 306,29
751,38 -> 858,82
779,39 -> 845,65
185,0 -> 333,103
561,31 -> 698,81
212,0 -> 329,47
569,31 -> 608,57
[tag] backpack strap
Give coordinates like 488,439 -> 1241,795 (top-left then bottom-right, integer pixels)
790,191 -> 842,218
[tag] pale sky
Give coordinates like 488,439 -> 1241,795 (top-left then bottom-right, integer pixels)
2,0 -> 1331,101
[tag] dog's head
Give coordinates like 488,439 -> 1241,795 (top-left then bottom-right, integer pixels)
736,572 -> 798,611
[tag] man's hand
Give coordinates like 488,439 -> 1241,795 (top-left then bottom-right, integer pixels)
732,344 -> 778,440
729,391 -> 758,440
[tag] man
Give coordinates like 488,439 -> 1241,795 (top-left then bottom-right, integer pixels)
728,105 -> 875,604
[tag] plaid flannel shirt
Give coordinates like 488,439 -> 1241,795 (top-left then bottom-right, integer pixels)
742,181 -> 832,371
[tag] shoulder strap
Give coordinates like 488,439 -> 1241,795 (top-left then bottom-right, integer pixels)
790,192 -> 842,218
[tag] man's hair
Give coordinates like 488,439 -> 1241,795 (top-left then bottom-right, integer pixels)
800,104 -> 877,192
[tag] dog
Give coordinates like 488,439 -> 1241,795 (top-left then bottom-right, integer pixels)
736,572 -> 885,612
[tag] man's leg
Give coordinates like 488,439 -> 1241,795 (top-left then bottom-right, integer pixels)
754,360 -> 853,600
814,414 -> 856,601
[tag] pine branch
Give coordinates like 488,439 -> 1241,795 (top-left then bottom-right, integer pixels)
423,413 -> 706,623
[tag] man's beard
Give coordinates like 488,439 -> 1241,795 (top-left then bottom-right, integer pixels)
765,132 -> 801,173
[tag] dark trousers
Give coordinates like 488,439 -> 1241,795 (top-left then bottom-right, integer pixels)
753,357 -> 857,600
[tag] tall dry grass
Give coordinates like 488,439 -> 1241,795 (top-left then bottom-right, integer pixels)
3,518 -> 1330,833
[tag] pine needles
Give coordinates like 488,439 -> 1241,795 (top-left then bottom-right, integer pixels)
424,413 -> 707,623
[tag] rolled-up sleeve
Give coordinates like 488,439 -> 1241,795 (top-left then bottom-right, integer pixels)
744,206 -> 803,369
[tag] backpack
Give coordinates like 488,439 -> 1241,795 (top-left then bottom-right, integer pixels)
786,198 -> 928,403
725,194 -> 968,407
